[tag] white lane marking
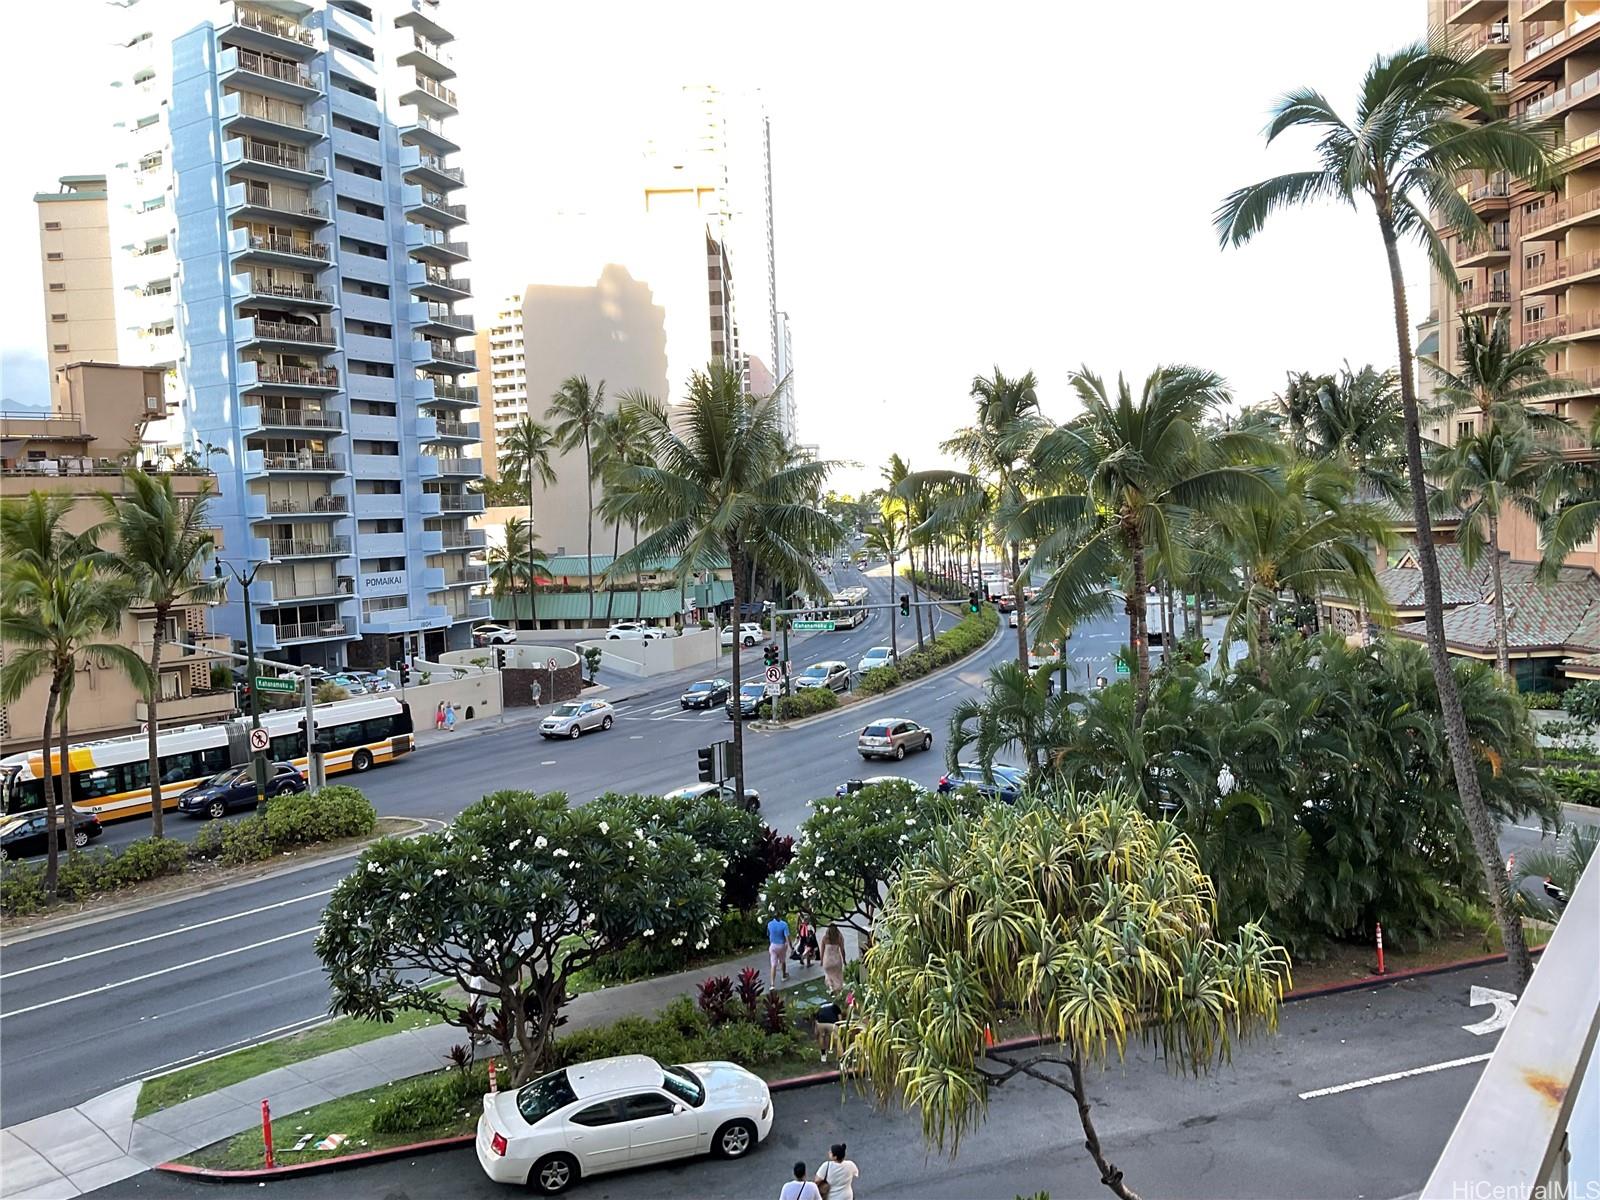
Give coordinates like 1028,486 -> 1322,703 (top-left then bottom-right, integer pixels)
1297,1053 -> 1492,1100
0,925 -> 323,1020
932,689 -> 959,701
1462,986 -> 1518,1036
628,735 -> 644,740
0,889 -> 335,980
540,760 -> 557,765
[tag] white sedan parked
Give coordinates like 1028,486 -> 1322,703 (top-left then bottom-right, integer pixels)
476,1054 -> 773,1193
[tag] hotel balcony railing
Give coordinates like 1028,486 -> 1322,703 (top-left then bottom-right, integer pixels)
413,73 -> 457,108
414,155 -> 465,185
428,418 -> 475,438
266,574 -> 354,601
238,183 -> 327,221
235,48 -> 314,88
429,455 -> 481,474
1553,128 -> 1600,167
1461,286 -> 1513,307
1522,308 -> 1600,341
421,269 -> 470,293
270,618 -> 348,642
255,406 -> 341,429
246,233 -> 330,260
440,530 -> 484,549
426,381 -> 477,403
240,138 -> 314,172
250,361 -> 340,387
232,97 -> 315,131
1523,247 -> 1600,288
1526,66 -> 1600,119
1470,174 -> 1512,202
269,535 -> 351,557
266,494 -> 348,515
1525,184 -> 1600,234
1453,21 -> 1512,55
1419,852 -> 1597,1200
422,302 -> 474,330
247,318 -> 336,345
247,277 -> 333,303
261,451 -> 345,472
445,565 -> 489,585
232,5 -> 315,47
1525,9 -> 1600,61
420,340 -> 473,364
410,34 -> 454,67
1454,228 -> 1511,260
432,491 -> 485,512
418,192 -> 467,220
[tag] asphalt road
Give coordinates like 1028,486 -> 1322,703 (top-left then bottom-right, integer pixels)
93,962 -> 1521,1200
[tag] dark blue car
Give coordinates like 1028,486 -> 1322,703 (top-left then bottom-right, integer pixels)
177,761 -> 306,819
936,763 -> 1027,803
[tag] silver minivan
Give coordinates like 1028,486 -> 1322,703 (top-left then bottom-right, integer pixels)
857,717 -> 934,761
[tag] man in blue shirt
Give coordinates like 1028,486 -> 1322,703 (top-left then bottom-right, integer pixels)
767,912 -> 791,988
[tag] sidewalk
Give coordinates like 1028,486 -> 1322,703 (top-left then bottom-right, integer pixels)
0,945 -> 781,1198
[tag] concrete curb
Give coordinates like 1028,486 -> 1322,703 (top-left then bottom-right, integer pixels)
151,945 -> 1535,1182
0,817 -> 433,948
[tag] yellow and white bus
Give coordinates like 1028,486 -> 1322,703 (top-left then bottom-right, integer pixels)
824,586 -> 870,630
0,696 -> 415,822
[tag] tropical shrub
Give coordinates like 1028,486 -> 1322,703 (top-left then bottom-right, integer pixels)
1541,767 -> 1600,808
759,687 -> 839,720
857,665 -> 902,694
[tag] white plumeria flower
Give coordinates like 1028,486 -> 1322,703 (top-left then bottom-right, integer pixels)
598,821 -> 610,834
553,848 -> 570,858
508,839 -> 522,852
643,928 -> 655,937
399,892 -> 412,901
825,869 -> 836,877
534,836 -> 548,850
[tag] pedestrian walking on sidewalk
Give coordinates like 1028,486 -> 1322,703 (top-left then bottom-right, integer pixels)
767,911 -> 792,989
816,1144 -> 860,1200
779,1161 -> 822,1200
435,701 -> 446,730
820,923 -> 847,993
444,702 -> 457,732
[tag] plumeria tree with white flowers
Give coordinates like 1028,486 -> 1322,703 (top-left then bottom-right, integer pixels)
763,780 -> 986,938
316,790 -> 723,1083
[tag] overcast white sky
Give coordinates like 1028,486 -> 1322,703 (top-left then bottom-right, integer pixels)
3,0 -> 1427,494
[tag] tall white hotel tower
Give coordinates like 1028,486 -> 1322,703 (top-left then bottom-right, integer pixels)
106,0 -> 483,669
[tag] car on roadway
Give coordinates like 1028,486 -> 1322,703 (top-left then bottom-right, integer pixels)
540,700 -> 616,739
1008,611 -> 1020,628
725,681 -> 768,720
177,761 -> 307,819
794,660 -> 850,693
856,646 -> 895,675
475,1053 -> 772,1193
720,622 -> 764,648
938,762 -> 1027,803
606,622 -> 665,640
835,774 -> 924,797
0,809 -> 103,859
662,781 -> 762,811
474,623 -> 518,647
330,672 -> 368,695
858,717 -> 934,761
997,594 -> 1015,613
680,678 -> 732,709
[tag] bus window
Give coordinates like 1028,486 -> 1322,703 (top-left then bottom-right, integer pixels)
159,752 -> 197,784
199,746 -> 230,774
270,733 -> 304,760
360,716 -> 396,742
75,767 -> 126,801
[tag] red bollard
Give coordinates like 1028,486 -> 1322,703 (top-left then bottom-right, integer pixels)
1373,922 -> 1387,976
261,1099 -> 275,1168
487,1058 -> 498,1094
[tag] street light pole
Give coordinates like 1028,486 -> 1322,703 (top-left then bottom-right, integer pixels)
216,558 -> 273,805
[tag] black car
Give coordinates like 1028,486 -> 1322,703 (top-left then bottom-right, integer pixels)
177,761 -> 307,819
0,810 -> 102,859
681,678 -> 733,709
937,763 -> 1027,803
725,681 -> 768,720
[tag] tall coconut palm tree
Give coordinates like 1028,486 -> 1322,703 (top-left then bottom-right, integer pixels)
1216,42 -> 1556,987
880,454 -> 927,650
1427,313 -> 1576,437
592,402 -> 655,623
99,470 -> 224,839
0,562 -> 147,898
487,515 -> 547,625
913,369 -> 1047,668
863,513 -> 907,663
1211,458 -> 1393,664
546,376 -> 607,626
608,363 -> 843,804
1435,425 -> 1560,679
1300,364 -> 1409,498
1017,365 -> 1272,722
498,416 -> 558,625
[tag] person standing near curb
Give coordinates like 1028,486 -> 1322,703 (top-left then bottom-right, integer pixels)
816,1143 -> 860,1200
779,1161 -> 822,1200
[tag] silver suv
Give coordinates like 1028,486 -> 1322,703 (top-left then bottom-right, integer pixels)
794,661 -> 850,692
857,717 -> 934,761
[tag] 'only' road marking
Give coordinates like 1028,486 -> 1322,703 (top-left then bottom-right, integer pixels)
0,888 -> 334,981
0,925 -> 322,1020
1297,1052 -> 1491,1100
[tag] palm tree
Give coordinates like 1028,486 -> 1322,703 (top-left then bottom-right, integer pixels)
1300,364 -> 1409,496
487,515 -> 547,625
1018,365 -> 1272,722
498,416 -> 558,625
592,402 -> 655,623
863,513 -> 907,663
1434,425 -> 1560,680
1216,44 -> 1556,988
546,376 -> 607,626
99,470 -> 224,839
1427,313 -> 1576,437
1211,458 -> 1393,664
609,363 -> 842,803
0,562 -> 147,898
947,658 -> 1079,776
881,454 -> 927,650
913,369 -> 1046,668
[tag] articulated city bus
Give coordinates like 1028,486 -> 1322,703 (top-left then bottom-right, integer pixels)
824,586 -> 870,629
0,696 -> 414,822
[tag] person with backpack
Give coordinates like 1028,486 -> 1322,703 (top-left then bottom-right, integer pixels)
779,1161 -> 822,1200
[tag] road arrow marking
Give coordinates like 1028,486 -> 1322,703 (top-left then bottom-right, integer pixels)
1462,985 -> 1518,1036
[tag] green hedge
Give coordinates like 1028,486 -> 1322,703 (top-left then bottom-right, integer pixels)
1,835 -> 190,916
759,686 -> 840,721
1523,692 -> 1565,710
1542,766 -> 1600,807
857,604 -> 999,695
858,665 -> 902,695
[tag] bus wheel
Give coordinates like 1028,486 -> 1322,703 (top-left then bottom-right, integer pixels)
351,749 -> 374,772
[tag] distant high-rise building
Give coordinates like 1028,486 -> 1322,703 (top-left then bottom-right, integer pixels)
485,295 -> 527,461
775,309 -> 795,439
35,176 -> 119,380
103,0 -> 484,667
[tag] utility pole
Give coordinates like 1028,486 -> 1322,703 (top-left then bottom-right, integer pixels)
302,667 -> 324,788
215,557 -> 276,805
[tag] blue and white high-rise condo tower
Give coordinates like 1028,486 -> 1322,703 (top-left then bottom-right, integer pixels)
110,0 -> 483,669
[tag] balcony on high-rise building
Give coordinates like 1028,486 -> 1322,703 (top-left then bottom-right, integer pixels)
234,272 -> 335,308
413,301 -> 474,336
408,261 -> 470,300
403,185 -> 467,227
237,316 -> 337,350
1523,11 -> 1600,71
407,225 -> 468,263
229,226 -> 332,267
228,180 -> 329,226
240,357 -> 340,390
399,70 -> 457,116
219,4 -> 319,57
226,136 -> 328,183
220,46 -> 321,100
1446,0 -> 1508,23
397,33 -> 455,77
1454,224 -> 1511,266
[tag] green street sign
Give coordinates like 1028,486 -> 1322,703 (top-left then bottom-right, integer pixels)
254,675 -> 299,694
792,619 -> 836,632
1114,660 -> 1131,676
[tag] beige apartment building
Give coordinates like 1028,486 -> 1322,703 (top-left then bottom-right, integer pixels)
35,176 -> 119,380
0,363 -> 233,754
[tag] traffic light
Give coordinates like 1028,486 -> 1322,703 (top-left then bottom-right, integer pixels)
763,642 -> 779,668
899,594 -> 910,617
494,646 -> 506,671
397,662 -> 410,685
722,740 -> 741,782
697,745 -> 716,783
968,590 -> 982,614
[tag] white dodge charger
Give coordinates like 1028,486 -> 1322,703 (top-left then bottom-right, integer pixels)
476,1054 -> 773,1193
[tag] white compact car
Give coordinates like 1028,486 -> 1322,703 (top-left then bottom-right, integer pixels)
476,1054 -> 773,1193
606,622 -> 664,640
474,623 -> 518,646
720,622 -> 764,648
856,646 -> 895,675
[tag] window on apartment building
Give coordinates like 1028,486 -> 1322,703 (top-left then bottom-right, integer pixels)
135,113 -> 159,130
1526,252 -> 1545,272
357,479 -> 402,494
43,221 -> 61,231
53,343 -> 69,353
347,361 -> 393,377
1457,419 -> 1476,441
46,252 -> 63,261
336,198 -> 383,219
361,557 -> 405,572
331,77 -> 378,102
50,313 -> 67,323
359,519 -> 404,534
338,236 -> 386,259
344,281 -> 390,299
332,157 -> 380,182
1525,305 -> 1546,324
1524,198 -> 1545,216
48,283 -> 65,292
344,320 -> 392,338
332,116 -> 379,139
330,34 -> 376,63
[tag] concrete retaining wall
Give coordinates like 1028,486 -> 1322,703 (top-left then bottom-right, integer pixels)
578,628 -> 718,678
